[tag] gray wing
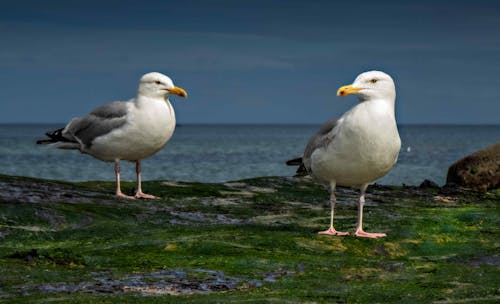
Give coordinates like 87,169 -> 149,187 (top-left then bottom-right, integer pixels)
302,118 -> 338,171
64,101 -> 129,148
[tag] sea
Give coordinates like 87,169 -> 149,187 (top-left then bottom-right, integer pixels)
0,124 -> 498,186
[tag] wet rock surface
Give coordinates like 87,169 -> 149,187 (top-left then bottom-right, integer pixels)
10,268 -> 298,296
0,177 -> 104,204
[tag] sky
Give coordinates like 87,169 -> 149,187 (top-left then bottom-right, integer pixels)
1,0 -> 499,124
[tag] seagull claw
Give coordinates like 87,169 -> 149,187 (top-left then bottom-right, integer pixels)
115,192 -> 136,200
354,230 -> 387,238
318,227 -> 349,236
135,191 -> 157,200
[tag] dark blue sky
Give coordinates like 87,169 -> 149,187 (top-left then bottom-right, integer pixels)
1,0 -> 499,124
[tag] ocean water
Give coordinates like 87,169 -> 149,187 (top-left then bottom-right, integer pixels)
0,124 -> 498,186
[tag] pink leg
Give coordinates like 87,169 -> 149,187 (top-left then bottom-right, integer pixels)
318,182 -> 349,236
114,161 -> 135,200
134,161 -> 157,199
354,184 -> 386,238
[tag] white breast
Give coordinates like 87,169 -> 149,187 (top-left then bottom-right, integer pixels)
311,100 -> 401,187
90,98 -> 176,162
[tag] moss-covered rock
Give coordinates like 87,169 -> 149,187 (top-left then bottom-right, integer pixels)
0,174 -> 498,303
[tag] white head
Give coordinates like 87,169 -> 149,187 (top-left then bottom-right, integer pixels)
337,71 -> 395,103
138,72 -> 188,100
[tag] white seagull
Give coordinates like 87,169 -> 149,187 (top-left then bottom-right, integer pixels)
37,72 -> 187,199
287,71 -> 401,238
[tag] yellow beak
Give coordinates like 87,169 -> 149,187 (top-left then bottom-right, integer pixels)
168,86 -> 188,98
337,84 -> 362,97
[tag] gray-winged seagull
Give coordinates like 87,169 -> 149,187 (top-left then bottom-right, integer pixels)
37,72 -> 187,200
287,71 -> 401,238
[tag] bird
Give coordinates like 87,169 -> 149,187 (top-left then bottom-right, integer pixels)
287,71 -> 401,238
37,72 -> 187,200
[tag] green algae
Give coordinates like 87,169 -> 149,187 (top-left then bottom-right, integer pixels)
0,174 -> 498,303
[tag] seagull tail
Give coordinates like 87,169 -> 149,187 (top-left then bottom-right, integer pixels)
286,157 -> 303,166
286,157 -> 309,177
36,127 -> 66,145
36,127 -> 79,149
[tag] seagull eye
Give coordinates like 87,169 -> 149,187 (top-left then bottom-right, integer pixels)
370,79 -> 378,84
154,80 -> 161,85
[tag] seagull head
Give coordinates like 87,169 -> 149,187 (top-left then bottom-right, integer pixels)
138,72 -> 188,100
337,71 -> 395,102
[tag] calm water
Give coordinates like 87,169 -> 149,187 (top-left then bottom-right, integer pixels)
0,124 -> 498,186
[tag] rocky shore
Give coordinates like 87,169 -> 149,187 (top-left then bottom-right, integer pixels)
0,174 -> 498,303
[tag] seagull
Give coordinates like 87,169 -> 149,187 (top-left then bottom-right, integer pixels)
37,72 -> 187,200
287,71 -> 401,238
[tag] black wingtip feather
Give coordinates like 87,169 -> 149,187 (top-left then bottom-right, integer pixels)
36,139 -> 53,145
286,157 -> 303,166
286,157 -> 309,177
36,127 -> 72,145
294,164 -> 309,176
45,128 -> 65,139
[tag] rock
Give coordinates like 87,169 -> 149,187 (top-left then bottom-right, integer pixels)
446,143 -> 500,191
419,179 -> 440,189
0,174 -> 498,302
